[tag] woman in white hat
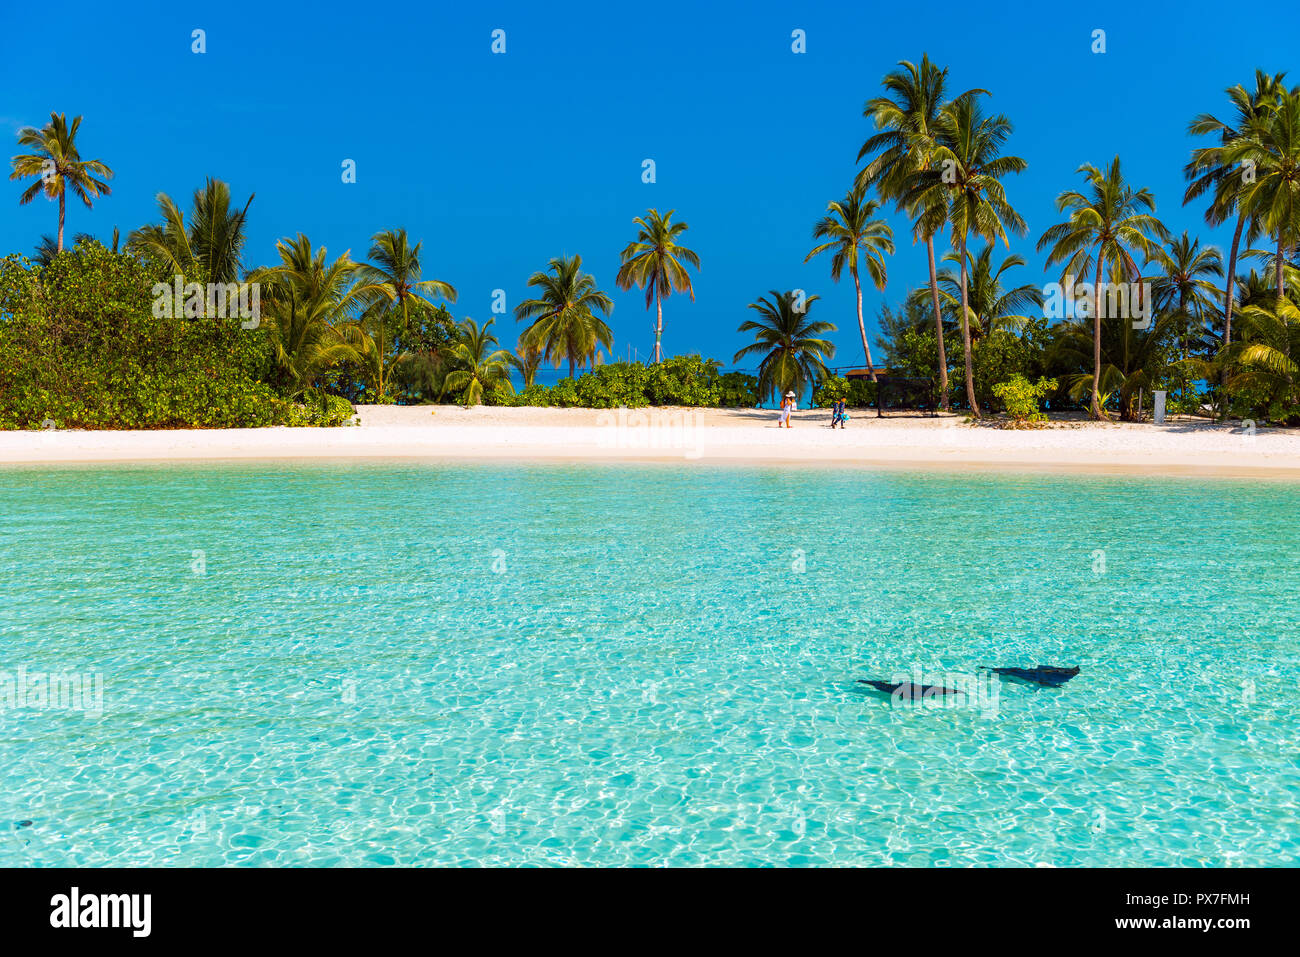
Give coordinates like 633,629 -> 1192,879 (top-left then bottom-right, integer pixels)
779,390 -> 796,428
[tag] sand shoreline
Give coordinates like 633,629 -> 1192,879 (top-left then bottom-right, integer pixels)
2,404 -> 1298,478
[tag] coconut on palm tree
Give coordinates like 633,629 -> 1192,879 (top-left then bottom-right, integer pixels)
859,55 -> 982,411
444,319 -> 515,407
615,209 -> 699,363
127,178 -> 254,283
804,183 -> 893,381
733,290 -> 834,402
1037,157 -> 1169,419
1184,71 -> 1288,344
515,254 -> 614,378
904,94 -> 1027,418
10,112 -> 114,253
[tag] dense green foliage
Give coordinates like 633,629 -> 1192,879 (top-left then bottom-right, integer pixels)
0,242 -> 353,429
501,357 -> 759,409
13,69 -> 1300,428
991,374 -> 1058,424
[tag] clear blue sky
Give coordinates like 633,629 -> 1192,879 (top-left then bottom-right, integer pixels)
2,1 -> 1297,369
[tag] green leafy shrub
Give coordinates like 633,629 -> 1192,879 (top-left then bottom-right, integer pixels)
0,244 -> 321,429
574,363 -> 652,408
645,355 -> 721,406
812,375 -> 849,406
991,374 -> 1057,425
716,371 -> 759,407
514,383 -> 555,407
812,375 -> 876,408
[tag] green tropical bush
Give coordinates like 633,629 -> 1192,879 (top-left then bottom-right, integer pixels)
812,375 -> 876,407
715,371 -> 759,407
645,354 -> 722,405
991,374 -> 1057,425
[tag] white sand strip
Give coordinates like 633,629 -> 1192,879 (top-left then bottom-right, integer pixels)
1,405 -> 1298,478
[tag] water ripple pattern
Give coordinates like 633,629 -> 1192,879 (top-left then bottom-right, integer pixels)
1,463 -> 1297,866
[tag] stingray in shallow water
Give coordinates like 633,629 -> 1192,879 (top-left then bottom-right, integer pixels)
983,665 -> 1079,687
856,679 -> 964,699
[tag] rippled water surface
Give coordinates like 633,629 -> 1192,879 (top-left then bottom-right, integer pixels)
2,463 -> 1298,866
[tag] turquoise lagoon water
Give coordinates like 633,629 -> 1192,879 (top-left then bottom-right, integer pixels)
1,462 -> 1297,867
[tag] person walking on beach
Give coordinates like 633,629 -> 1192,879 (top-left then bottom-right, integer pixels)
779,391 -> 796,428
831,397 -> 847,429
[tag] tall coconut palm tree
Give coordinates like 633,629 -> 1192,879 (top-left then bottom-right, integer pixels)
251,234 -> 361,397
804,183 -> 894,381
1184,70 -> 1288,344
859,55 -> 982,410
444,319 -> 515,407
10,112 -> 113,253
1222,89 -> 1300,308
126,177 -> 254,283
905,95 -> 1027,418
615,208 -> 699,363
1149,231 -> 1223,360
514,254 -> 614,378
1037,157 -> 1168,419
733,290 -> 834,402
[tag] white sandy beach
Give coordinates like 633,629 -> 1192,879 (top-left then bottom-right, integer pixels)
2,405 -> 1298,477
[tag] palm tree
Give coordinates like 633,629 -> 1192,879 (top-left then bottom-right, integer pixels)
509,339 -> 544,387
1037,157 -> 1168,419
444,319 -> 515,407
344,228 -> 457,401
126,177 -> 254,283
905,94 -> 1027,418
251,234 -> 361,398
928,245 -> 1043,340
1184,71 -> 1288,344
32,231 -> 95,266
10,112 -> 113,253
804,183 -> 894,381
1049,292 -> 1180,422
615,209 -> 700,363
514,255 -> 614,378
1149,231 -> 1223,360
1223,89 -> 1300,308
733,290 -> 835,401
1215,298 -> 1300,420
859,55 -> 982,410
351,227 -> 457,333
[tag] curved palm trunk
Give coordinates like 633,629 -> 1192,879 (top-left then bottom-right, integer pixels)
1224,214 -> 1245,344
653,285 -> 664,364
926,237 -> 950,411
957,235 -> 979,418
1091,252 -> 1105,420
57,191 -> 66,253
852,265 -> 877,382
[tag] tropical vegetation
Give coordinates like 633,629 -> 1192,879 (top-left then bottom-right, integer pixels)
9,62 -> 1300,428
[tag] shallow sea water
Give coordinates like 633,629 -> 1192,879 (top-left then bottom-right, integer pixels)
1,462 -> 1297,866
